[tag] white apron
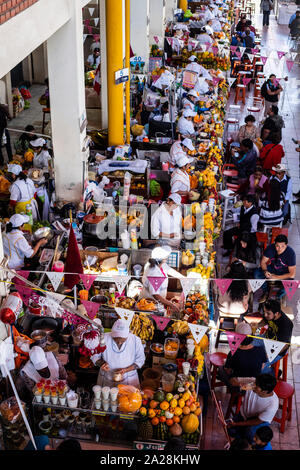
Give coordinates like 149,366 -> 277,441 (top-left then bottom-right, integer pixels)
11,179 -> 39,221
171,169 -> 191,193
21,352 -> 59,383
3,230 -> 34,270
97,334 -> 142,388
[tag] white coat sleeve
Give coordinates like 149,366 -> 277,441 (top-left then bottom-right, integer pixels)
151,209 -> 161,238
133,336 -> 146,369
10,183 -> 21,201
15,237 -> 34,258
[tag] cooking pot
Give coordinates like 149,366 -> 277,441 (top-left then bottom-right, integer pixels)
31,330 -> 47,348
83,213 -> 106,235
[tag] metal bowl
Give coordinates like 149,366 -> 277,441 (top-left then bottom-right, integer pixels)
150,343 -> 164,355
90,295 -> 108,305
31,329 -> 47,348
112,371 -> 124,383
32,227 -> 53,241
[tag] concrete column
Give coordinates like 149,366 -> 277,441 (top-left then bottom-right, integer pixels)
130,0 -> 150,70
100,0 -> 108,129
22,56 -> 33,84
47,0 -> 87,203
4,73 -> 13,117
165,0 -> 177,22
149,0 -> 166,44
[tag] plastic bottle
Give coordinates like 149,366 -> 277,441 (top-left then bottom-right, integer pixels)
0,292 -> 23,324
26,204 -> 33,227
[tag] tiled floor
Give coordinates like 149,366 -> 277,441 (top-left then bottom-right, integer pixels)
204,7 -> 300,450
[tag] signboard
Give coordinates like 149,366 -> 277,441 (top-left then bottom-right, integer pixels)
149,56 -> 163,73
115,68 -> 129,85
134,441 -> 165,450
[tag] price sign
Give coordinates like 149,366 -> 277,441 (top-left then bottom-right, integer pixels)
115,68 -> 129,85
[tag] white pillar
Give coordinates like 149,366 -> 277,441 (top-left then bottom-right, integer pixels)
4,73 -> 13,118
100,0 -> 108,129
47,0 -> 87,203
149,0 -> 166,44
165,0 -> 177,22
130,0 -> 150,70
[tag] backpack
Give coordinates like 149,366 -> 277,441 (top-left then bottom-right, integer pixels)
260,81 -> 268,99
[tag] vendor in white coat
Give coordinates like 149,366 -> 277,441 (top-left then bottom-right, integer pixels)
3,214 -> 47,269
141,245 -> 184,313
9,170 -> 39,222
203,5 -> 215,22
177,109 -> 197,138
97,320 -> 145,388
169,138 -> 195,167
182,90 -> 198,112
151,193 -> 182,248
20,345 -> 67,394
187,55 -> 213,80
170,155 -> 193,203
30,138 -> 52,169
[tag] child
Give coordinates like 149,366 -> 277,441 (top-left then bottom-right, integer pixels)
253,426 -> 273,450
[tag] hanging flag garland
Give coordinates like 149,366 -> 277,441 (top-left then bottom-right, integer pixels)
225,331 -> 246,356
147,276 -> 166,293
46,272 -> 64,292
248,279 -> 265,293
263,338 -> 286,363
282,280 -> 300,300
152,315 -> 171,331
215,279 -> 232,296
114,276 -> 131,296
79,274 -> 97,291
188,324 -> 209,344
81,300 -> 100,320
115,308 -> 135,325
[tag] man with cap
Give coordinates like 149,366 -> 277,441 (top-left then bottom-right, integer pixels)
269,164 -> 292,223
205,19 -> 215,36
170,155 -> 193,203
196,27 -> 214,45
169,138 -> 195,167
30,137 -> 52,169
0,164 -> 22,213
151,193 -> 182,248
96,319 -> 145,388
3,214 -> 47,269
141,245 -> 184,313
19,345 -> 67,396
177,109 -> 197,137
194,74 -> 214,96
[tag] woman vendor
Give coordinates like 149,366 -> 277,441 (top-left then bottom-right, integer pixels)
182,90 -> 198,112
0,164 -> 21,215
30,138 -> 52,169
97,319 -> 145,388
18,345 -> 67,397
3,214 -> 47,269
151,193 -> 182,248
170,155 -> 193,203
9,167 -> 39,222
177,109 -> 197,138
169,138 -> 195,167
141,245 -> 184,313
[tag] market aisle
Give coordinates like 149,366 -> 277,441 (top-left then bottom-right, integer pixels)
205,8 -> 300,450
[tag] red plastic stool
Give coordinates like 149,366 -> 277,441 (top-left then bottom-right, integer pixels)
225,391 -> 243,419
209,352 -> 227,390
273,381 -> 294,433
272,353 -> 288,382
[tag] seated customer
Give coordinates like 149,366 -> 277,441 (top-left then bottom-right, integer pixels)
258,178 -> 284,228
238,115 -> 260,143
252,425 -> 273,450
232,139 -> 257,181
232,232 -> 259,275
219,322 -> 267,389
237,166 -> 269,201
227,374 -> 279,444
259,136 -> 285,173
217,280 -> 251,317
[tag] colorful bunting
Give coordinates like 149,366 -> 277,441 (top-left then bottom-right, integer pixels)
180,278 -> 196,299
46,272 -> 64,292
249,279 -> 265,293
147,276 -> 166,293
188,323 -> 209,344
239,46 -> 246,56
88,7 -> 95,16
152,315 -> 171,331
286,59 -> 294,72
227,77 -> 237,87
15,271 -> 30,286
114,275 -> 131,295
277,51 -> 286,60
242,77 -> 251,86
260,56 -> 268,65
263,338 -> 285,363
94,18 -> 99,27
225,331 -> 246,356
282,280 -> 300,300
215,279 -> 232,296
81,300 -> 100,320
115,308 -> 135,325
14,285 -> 32,306
79,274 -> 96,291
230,46 -> 237,52
83,34 -> 88,43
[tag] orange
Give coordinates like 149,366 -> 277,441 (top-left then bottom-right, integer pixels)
190,403 -> 197,413
178,399 -> 185,408
174,406 -> 183,416
182,406 -> 190,415
160,401 -> 169,411
166,419 -> 174,427
159,416 -> 166,423
151,417 -> 159,426
195,407 -> 202,416
139,407 -> 147,417
148,409 -> 156,419
173,416 -> 180,423
170,399 -> 177,409
149,400 -> 159,409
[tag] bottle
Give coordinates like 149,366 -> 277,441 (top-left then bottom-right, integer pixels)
26,204 -> 33,226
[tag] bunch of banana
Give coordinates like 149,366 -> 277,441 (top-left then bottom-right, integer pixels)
172,320 -> 189,335
130,313 -> 155,341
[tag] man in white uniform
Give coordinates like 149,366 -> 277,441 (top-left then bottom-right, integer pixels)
177,109 -> 197,137
30,138 -> 52,169
194,75 -> 211,95
169,138 -> 195,167
205,20 -> 215,36
151,193 -> 182,246
182,90 -> 198,112
203,5 -> 215,22
186,55 -> 213,80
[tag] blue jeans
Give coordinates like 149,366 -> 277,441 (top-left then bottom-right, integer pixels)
228,412 -> 270,443
253,268 -> 285,298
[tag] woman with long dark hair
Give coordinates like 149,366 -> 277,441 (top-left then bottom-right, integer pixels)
216,261 -> 251,317
258,178 -> 284,226
233,231 -> 259,274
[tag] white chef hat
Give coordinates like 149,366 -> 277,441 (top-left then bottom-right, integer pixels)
168,193 -> 182,205
151,245 -> 172,260
188,55 -> 197,62
111,319 -> 130,338
30,138 -> 46,148
29,346 -> 48,370
8,213 -> 30,228
7,164 -> 22,176
183,109 -> 197,118
181,138 -> 195,152
177,155 -> 192,167
187,90 -> 198,99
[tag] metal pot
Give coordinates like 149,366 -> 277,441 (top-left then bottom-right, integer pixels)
32,227 -> 53,242
90,295 -> 108,305
83,213 -> 106,235
31,330 -> 47,348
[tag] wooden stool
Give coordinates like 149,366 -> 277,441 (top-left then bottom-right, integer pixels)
272,353 -> 288,382
42,107 -> 51,134
234,85 -> 246,105
215,315 -> 239,348
225,391 -> 243,419
209,352 -> 227,390
273,381 -> 294,433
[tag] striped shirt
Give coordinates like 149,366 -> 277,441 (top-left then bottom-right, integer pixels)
259,192 -> 284,226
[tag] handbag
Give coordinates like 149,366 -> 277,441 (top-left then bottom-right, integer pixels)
38,94 -> 47,106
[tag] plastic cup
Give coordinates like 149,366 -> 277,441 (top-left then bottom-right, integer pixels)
187,344 -> 195,357
35,394 -> 42,403
67,393 -> 79,408
51,396 -> 58,405
110,387 -> 118,402
161,373 -> 175,393
94,399 -> 101,410
102,400 -> 110,411
102,387 -> 110,400
133,264 -> 142,277
59,396 -> 66,406
43,395 -> 50,404
92,385 -> 102,399
111,401 -> 118,412
182,362 -> 191,376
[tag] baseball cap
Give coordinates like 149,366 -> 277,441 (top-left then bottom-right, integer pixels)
168,193 -> 182,205
7,164 -> 22,176
9,213 -> 30,228
182,138 -> 195,151
29,346 -> 48,371
235,321 -> 252,336
151,245 -> 172,260
183,109 -> 197,118
111,319 -> 130,338
30,137 -> 46,148
272,163 -> 287,172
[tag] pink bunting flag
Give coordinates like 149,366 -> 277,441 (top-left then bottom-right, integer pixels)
282,280 -> 300,300
79,274 -> 97,291
212,46 -> 219,55
230,46 -> 237,53
286,59 -> 294,72
87,25 -> 92,34
260,56 -> 268,65
225,331 -> 246,356
251,48 -> 259,54
154,36 -> 160,45
243,77 -> 251,86
15,271 -> 30,286
152,315 -> 171,331
215,279 -> 232,296
15,285 -> 32,307
205,42 -> 211,51
212,76 -> 220,87
62,311 -> 88,326
84,19 -> 90,26
80,300 -> 100,320
147,276 -> 166,293
235,51 -> 242,60
277,51 -> 286,60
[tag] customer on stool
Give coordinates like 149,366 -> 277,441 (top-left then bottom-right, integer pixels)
252,425 -> 273,450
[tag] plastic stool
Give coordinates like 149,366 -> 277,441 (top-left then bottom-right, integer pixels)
272,353 -> 288,382
219,189 -> 237,230
234,85 -> 246,105
225,391 -> 243,419
42,107 -> 51,134
209,352 -> 227,390
273,381 -> 294,433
